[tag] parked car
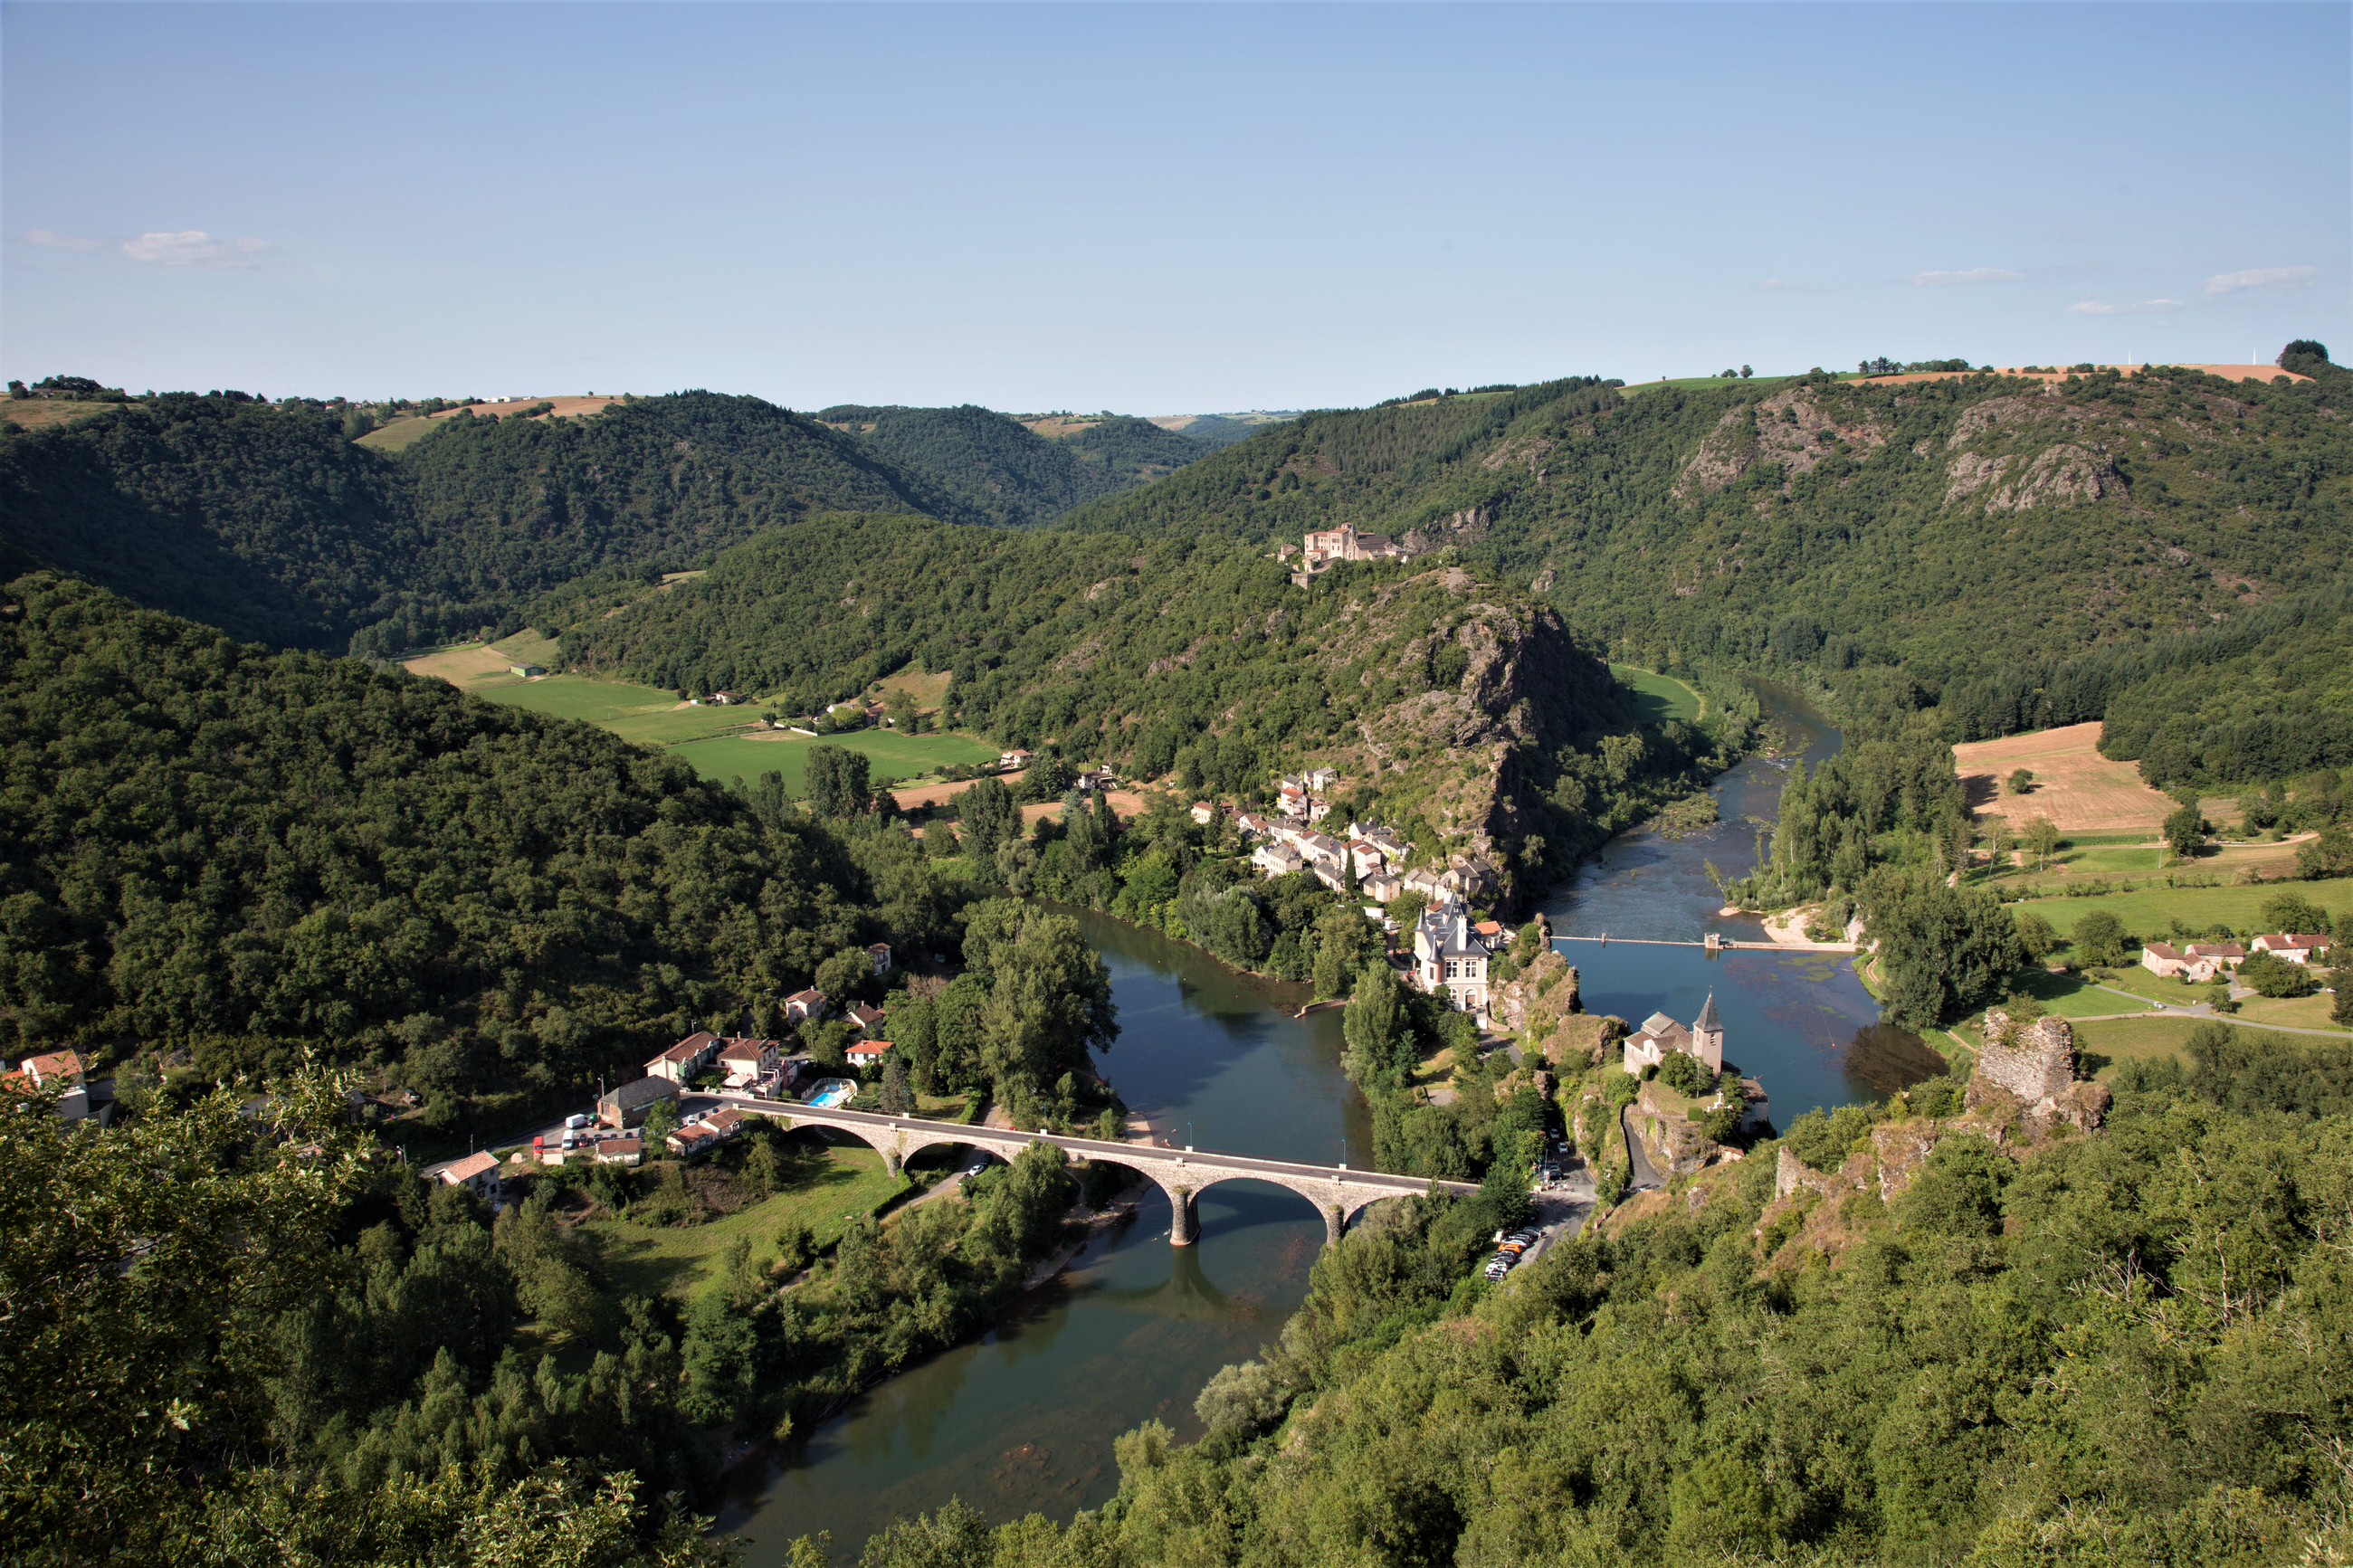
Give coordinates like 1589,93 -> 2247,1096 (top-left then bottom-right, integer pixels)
963,1161 -> 990,1179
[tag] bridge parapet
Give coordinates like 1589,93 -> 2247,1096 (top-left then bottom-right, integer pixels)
725,1096 -> 1474,1248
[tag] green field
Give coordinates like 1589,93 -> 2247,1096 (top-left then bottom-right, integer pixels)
1972,966 -> 2155,1022
667,727 -> 1000,788
1612,664 -> 1704,725
355,415 -> 441,452
2014,879 -> 2353,943
2070,1015 -> 2344,1076
585,1146 -> 907,1301
469,673 -> 752,745
2237,993 -> 2348,1034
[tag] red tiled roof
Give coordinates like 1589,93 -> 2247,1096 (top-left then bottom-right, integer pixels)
438,1151 -> 500,1183
847,1040 -> 891,1059
20,1050 -> 85,1084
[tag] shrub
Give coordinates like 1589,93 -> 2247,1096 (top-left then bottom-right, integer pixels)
2239,949 -> 2320,999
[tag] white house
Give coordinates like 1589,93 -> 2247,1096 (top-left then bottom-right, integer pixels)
1253,842 -> 1305,878
2252,933 -> 2333,965
717,1037 -> 781,1089
866,941 -> 894,975
1411,897 -> 1493,1016
645,1031 -> 722,1083
431,1151 -> 503,1204
784,988 -> 830,1024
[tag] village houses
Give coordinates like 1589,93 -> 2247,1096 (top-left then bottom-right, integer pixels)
716,1037 -> 782,1091
645,1031 -> 722,1083
8,1049 -> 90,1121
2252,932 -> 2334,965
597,1074 -> 680,1130
2140,941 -> 2247,984
784,988 -> 830,1024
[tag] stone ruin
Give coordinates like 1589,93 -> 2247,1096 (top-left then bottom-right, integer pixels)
1967,1010 -> 2110,1133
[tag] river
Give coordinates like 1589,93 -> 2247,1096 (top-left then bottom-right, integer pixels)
725,683 -> 1939,1561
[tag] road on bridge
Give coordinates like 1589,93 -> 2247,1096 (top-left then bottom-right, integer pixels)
719,1091 -> 1476,1246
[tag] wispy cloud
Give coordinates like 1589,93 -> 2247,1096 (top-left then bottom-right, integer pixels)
25,230 -> 103,251
119,231 -> 272,267
2203,265 -> 2316,297
1756,277 -> 1796,292
2068,298 -> 2183,317
1912,267 -> 2024,287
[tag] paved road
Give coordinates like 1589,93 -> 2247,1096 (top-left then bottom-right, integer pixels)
1620,1105 -> 1664,1193
723,1093 -> 1477,1196
2074,984 -> 2352,1039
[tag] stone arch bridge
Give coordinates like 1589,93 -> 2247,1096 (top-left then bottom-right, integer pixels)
726,1096 -> 1477,1248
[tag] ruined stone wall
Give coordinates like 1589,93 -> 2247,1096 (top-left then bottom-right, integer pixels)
1975,1011 -> 2077,1104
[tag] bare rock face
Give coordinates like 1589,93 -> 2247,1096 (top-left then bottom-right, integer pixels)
1968,1011 -> 2110,1131
1673,388 -> 1891,500
1775,1145 -> 1871,1201
1493,947 -> 1579,1036
1986,442 -> 2123,513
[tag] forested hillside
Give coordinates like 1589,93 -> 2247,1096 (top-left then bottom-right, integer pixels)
850,1053 -> 2353,1566
0,572 -> 906,1125
1,393 -> 979,656
563,515 -> 1741,896
0,393 -> 412,646
1062,363 -> 2353,763
817,403 -> 1129,526
1052,413 -> 1220,484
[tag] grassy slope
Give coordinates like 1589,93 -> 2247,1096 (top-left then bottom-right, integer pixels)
408,639 -> 999,790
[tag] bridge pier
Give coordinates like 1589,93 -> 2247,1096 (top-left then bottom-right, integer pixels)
1166,1183 -> 1197,1247
1324,1203 -> 1348,1250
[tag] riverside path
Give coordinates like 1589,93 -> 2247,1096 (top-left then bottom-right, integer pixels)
719,1094 -> 1479,1248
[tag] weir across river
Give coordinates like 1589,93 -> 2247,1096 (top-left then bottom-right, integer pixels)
722,1095 -> 1478,1247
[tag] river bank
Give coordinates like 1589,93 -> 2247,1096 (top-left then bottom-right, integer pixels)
724,681 -> 1937,1563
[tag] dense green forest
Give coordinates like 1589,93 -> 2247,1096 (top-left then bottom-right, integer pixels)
565,514 -> 1742,897
1929,583 -> 2353,787
0,573 -> 933,1126
818,403 -> 1121,526
815,404 -> 1220,526
0,393 -> 983,657
842,1047 -> 2353,1566
0,392 -> 414,646
1057,360 -> 2353,773
4,1062 -> 1097,1566
1055,413 -> 1224,483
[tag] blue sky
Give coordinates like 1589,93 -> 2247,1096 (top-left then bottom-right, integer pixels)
5,4 -> 2346,412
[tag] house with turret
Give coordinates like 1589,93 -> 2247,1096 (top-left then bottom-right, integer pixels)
1412,896 -> 1493,1016
1624,993 -> 1725,1076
